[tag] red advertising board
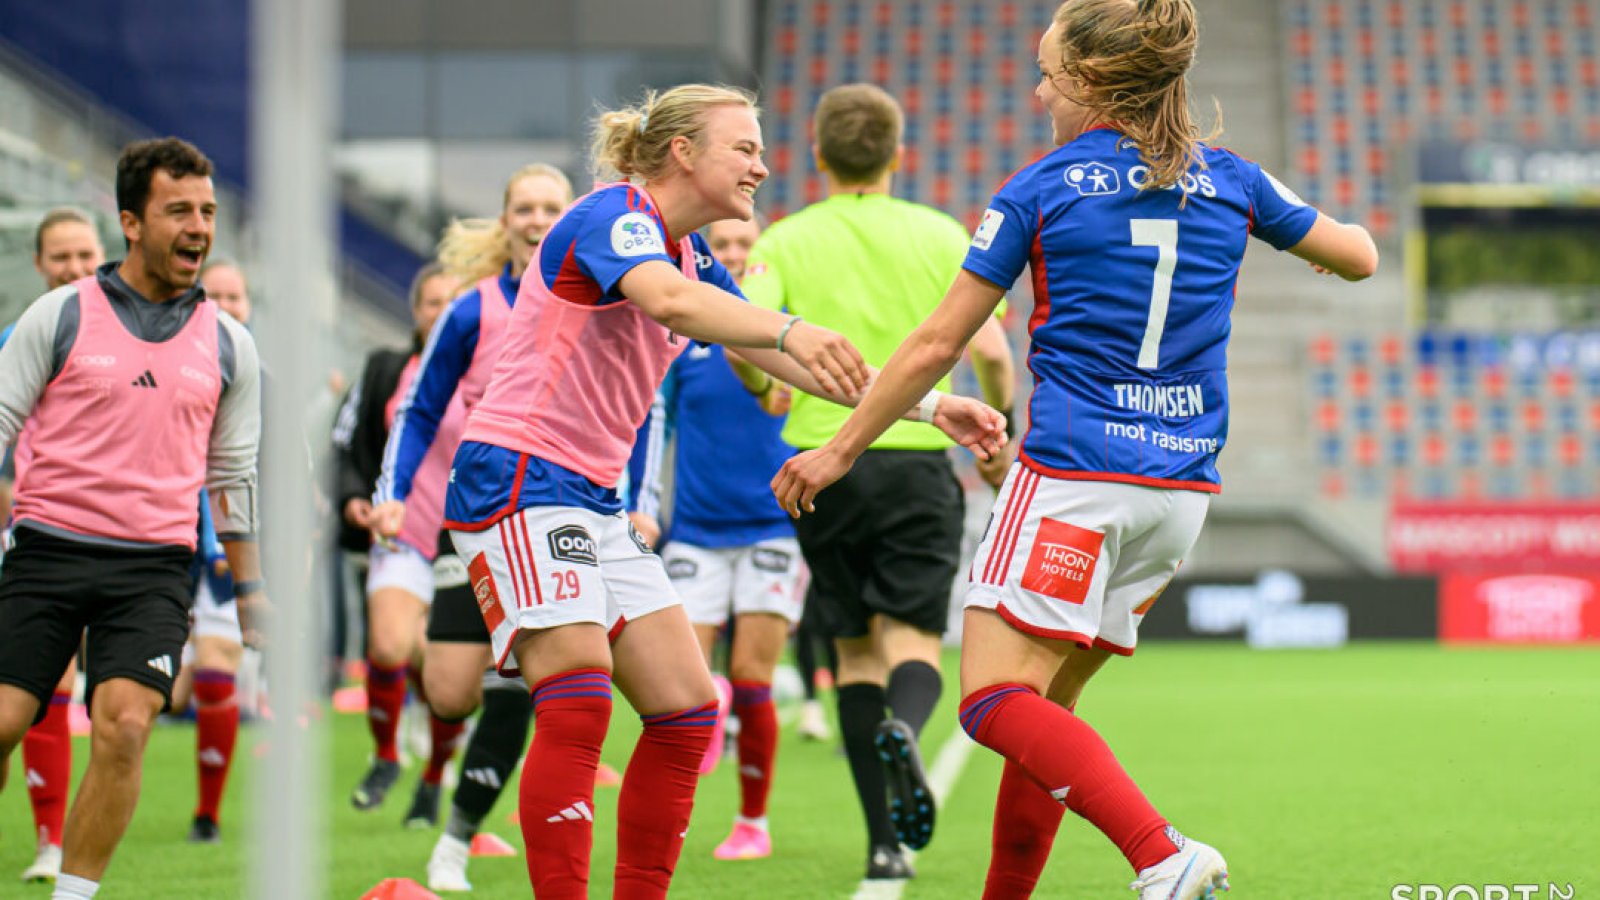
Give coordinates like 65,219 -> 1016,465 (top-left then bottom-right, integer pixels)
1388,502 -> 1600,573
1440,572 -> 1600,644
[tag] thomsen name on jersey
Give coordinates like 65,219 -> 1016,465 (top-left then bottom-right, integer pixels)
1113,383 -> 1205,418
1105,421 -> 1219,455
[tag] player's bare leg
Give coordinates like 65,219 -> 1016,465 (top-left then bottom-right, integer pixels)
59,677 -> 164,882
0,683 -> 45,794
421,641 -> 492,722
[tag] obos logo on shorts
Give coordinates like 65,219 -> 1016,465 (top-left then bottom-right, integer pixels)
1020,518 -> 1104,605
751,547 -> 792,574
666,558 -> 698,580
548,525 -> 599,566
611,212 -> 666,257
467,553 -> 505,632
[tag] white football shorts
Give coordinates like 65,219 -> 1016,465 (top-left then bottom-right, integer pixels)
965,462 -> 1209,655
449,506 -> 678,675
662,537 -> 806,628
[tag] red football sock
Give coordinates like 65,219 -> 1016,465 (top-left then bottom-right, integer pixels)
424,714 -> 466,785
22,691 -> 73,847
960,685 -> 1176,874
520,668 -> 612,900
614,702 -> 715,899
193,669 -> 239,822
984,759 -> 1068,898
365,660 -> 407,763
731,681 -> 777,819
984,701 -> 1075,900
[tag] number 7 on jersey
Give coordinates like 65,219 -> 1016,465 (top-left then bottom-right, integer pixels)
1131,218 -> 1178,370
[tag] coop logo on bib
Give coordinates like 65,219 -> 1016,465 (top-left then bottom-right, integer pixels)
548,525 -> 599,566
1020,518 -> 1104,605
611,212 -> 666,257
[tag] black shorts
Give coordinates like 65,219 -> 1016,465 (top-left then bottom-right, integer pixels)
428,531 -> 487,644
0,527 -> 192,722
791,449 -> 964,640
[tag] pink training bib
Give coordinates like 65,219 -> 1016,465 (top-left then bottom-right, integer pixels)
462,204 -> 694,488
388,356 -> 466,560
13,275 -> 221,548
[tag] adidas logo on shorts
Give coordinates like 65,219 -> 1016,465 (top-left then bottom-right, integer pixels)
147,655 -> 174,678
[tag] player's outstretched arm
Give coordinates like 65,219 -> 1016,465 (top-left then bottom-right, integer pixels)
771,270 -> 1010,516
622,260 -> 869,399
1289,213 -> 1379,281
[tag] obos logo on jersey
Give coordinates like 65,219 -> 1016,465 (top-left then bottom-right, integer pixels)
611,212 -> 666,257
1064,162 -> 1121,196
548,525 -> 599,566
1020,518 -> 1104,604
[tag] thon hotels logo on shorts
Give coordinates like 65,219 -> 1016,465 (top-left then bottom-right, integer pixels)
611,212 -> 666,257
467,553 -> 505,632
1064,162 -> 1121,196
1020,518 -> 1104,604
548,525 -> 599,566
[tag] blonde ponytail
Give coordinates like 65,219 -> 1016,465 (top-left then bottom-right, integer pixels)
590,84 -> 759,181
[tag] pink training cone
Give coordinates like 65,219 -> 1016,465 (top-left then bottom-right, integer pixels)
469,832 -> 518,857
360,877 -> 441,900
332,685 -> 368,714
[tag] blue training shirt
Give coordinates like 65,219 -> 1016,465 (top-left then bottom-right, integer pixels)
963,127 -> 1318,492
642,343 -> 794,549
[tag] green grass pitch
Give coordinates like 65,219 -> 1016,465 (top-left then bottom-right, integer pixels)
2,643 -> 1595,898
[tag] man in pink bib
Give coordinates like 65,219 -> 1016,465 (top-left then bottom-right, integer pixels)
0,138 -> 265,900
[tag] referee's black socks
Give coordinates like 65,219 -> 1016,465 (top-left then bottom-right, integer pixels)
445,684 -> 534,842
837,682 -> 899,849
885,660 -> 942,737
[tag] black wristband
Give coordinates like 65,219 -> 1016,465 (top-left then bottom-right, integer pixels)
1000,407 -> 1019,440
234,579 -> 265,597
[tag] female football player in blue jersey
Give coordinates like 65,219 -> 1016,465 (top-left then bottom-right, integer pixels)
773,1 -> 1378,897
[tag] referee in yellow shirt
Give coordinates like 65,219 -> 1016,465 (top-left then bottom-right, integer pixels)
740,83 -> 1014,880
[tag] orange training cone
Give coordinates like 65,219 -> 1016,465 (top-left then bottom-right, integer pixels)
469,832 -> 518,857
360,877 -> 441,900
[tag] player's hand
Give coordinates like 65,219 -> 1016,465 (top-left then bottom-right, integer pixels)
628,511 -> 661,550
781,322 -> 869,401
1308,261 -> 1335,275
758,382 -> 793,417
236,588 -> 272,650
974,441 -> 1014,489
932,395 -> 1008,462
343,497 -> 373,528
369,500 -> 406,548
771,444 -> 855,518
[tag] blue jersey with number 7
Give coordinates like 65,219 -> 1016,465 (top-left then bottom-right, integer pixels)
963,126 -> 1318,492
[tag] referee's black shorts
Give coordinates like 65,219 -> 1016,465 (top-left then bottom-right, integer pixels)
791,449 -> 964,640
0,527 -> 192,723
428,529 -> 488,644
